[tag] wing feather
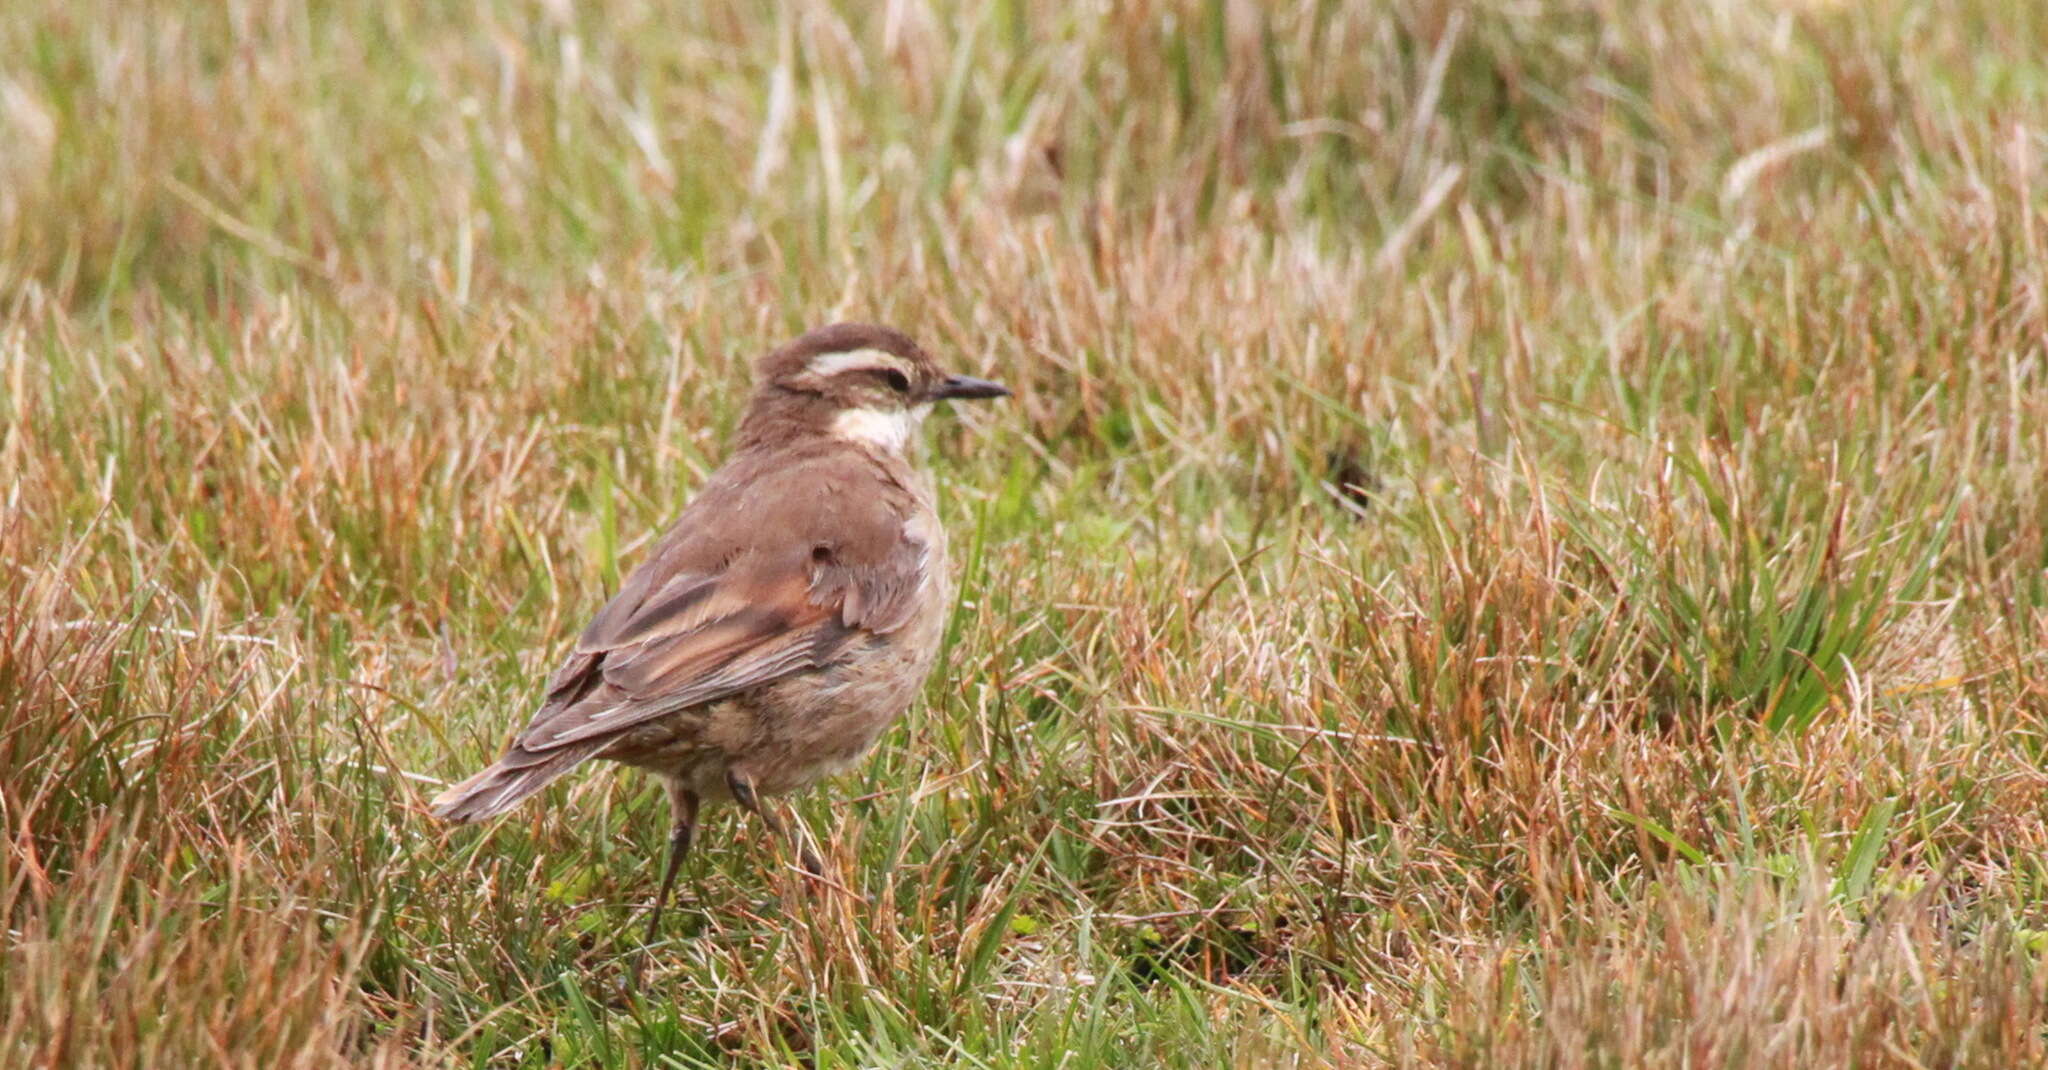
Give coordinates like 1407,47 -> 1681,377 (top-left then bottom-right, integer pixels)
505,448 -> 934,756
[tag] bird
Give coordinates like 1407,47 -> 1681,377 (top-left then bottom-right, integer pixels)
429,322 -> 1009,958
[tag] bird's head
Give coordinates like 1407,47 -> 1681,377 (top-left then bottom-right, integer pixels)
740,323 -> 1009,453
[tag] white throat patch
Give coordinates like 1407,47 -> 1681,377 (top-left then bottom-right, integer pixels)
832,404 -> 930,453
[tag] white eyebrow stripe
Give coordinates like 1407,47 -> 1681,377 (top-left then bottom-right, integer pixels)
806,348 -> 911,376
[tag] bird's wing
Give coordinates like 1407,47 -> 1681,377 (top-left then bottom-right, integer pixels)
510,451 -> 932,754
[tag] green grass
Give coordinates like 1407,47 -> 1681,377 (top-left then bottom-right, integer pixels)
6,0 -> 2048,1065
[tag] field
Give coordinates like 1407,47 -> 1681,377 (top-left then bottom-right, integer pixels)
6,0 -> 2048,1065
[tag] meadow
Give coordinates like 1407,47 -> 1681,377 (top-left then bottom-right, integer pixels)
5,0 -> 2048,1064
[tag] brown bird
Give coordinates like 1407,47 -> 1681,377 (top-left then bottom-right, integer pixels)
430,323 -> 1008,952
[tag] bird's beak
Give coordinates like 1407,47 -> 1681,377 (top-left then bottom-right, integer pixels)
930,374 -> 1011,401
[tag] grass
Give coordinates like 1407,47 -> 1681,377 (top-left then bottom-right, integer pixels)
5,0 -> 2048,1064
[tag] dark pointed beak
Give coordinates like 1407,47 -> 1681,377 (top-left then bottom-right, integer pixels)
930,374 -> 1011,401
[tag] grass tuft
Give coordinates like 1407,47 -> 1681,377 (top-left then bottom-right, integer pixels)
6,0 -> 2048,1064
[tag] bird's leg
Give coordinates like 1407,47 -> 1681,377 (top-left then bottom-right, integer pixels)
631,782 -> 699,991
726,770 -> 824,877
645,790 -> 700,942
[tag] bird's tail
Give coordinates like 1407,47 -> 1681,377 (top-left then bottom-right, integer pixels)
429,741 -> 607,822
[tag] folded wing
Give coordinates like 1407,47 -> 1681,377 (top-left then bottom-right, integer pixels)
513,451 -> 930,754
431,450 -> 932,822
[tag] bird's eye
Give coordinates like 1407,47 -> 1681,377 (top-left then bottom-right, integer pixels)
882,369 -> 911,393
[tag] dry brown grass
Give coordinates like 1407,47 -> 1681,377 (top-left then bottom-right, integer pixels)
5,0 -> 2048,1065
